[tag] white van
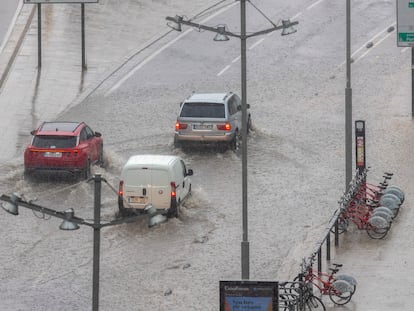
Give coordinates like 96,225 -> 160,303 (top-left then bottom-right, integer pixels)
118,155 -> 193,218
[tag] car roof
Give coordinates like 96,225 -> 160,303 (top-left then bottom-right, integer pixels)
185,93 -> 229,103
125,155 -> 180,168
36,122 -> 84,136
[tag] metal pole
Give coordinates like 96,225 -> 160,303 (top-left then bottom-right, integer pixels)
92,174 -> 102,311
37,4 -> 41,68
326,233 -> 331,261
412,47 -> 414,118
240,0 -> 249,280
345,0 -> 352,190
81,3 -> 87,70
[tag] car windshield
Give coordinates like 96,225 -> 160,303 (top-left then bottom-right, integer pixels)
32,135 -> 77,148
180,102 -> 225,118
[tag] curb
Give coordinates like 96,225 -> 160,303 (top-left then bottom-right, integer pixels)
0,4 -> 36,90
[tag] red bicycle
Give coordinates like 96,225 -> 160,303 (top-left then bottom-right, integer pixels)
294,263 -> 357,306
335,200 -> 392,239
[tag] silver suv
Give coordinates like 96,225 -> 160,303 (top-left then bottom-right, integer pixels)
174,92 -> 251,150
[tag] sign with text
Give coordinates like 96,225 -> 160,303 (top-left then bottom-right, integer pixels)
24,0 -> 98,3
220,280 -> 278,311
397,0 -> 414,46
355,120 -> 366,173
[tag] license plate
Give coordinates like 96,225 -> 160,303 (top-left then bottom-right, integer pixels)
128,196 -> 147,204
193,124 -> 213,130
44,152 -> 62,158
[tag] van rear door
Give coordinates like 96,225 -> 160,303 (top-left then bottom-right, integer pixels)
150,169 -> 171,209
123,168 -> 152,209
122,166 -> 173,210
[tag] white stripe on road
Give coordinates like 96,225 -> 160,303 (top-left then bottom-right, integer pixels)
353,31 -> 394,64
338,22 -> 396,67
106,1 -> 238,95
307,0 -> 325,10
249,38 -> 265,50
217,65 -> 231,76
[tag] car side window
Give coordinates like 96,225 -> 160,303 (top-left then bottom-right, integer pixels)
234,94 -> 242,111
80,128 -> 88,141
228,97 -> 237,115
85,126 -> 95,139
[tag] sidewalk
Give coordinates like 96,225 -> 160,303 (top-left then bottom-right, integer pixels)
0,2 -> 413,311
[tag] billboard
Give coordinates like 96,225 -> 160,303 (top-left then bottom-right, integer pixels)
397,0 -> 414,46
24,1 -> 98,3
220,281 -> 279,311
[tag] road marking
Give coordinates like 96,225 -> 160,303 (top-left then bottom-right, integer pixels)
307,0 -> 325,10
217,65 -> 231,76
353,31 -> 394,64
249,38 -> 265,50
401,47 -> 410,53
338,22 -> 396,67
232,56 -> 240,63
106,1 -> 238,95
290,12 -> 303,21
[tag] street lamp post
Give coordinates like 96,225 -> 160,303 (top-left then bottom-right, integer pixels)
239,0 -> 249,280
345,0 -> 352,190
1,174 -> 165,311
166,1 -> 297,280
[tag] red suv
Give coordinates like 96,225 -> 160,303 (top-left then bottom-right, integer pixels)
24,121 -> 103,179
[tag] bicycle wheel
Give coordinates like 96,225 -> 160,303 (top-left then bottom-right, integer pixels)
366,215 -> 390,239
329,280 -> 353,305
330,217 -> 349,234
336,274 -> 357,295
305,295 -> 326,311
384,186 -> 404,204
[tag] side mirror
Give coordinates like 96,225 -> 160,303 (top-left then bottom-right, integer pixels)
186,169 -> 193,176
179,102 -> 183,107
95,131 -> 102,137
30,130 -> 36,135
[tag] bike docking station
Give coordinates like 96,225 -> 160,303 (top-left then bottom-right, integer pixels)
276,120 -> 406,311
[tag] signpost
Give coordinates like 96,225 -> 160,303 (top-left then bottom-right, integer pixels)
396,0 -> 414,117
355,120 -> 366,174
24,0 -> 96,69
397,0 -> 414,46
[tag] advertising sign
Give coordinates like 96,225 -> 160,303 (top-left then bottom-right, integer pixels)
355,120 -> 366,173
24,1 -> 98,3
397,0 -> 414,46
220,281 -> 279,311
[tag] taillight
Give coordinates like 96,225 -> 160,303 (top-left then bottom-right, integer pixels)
217,123 -> 231,131
170,182 -> 176,198
175,122 -> 188,130
118,180 -> 124,197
